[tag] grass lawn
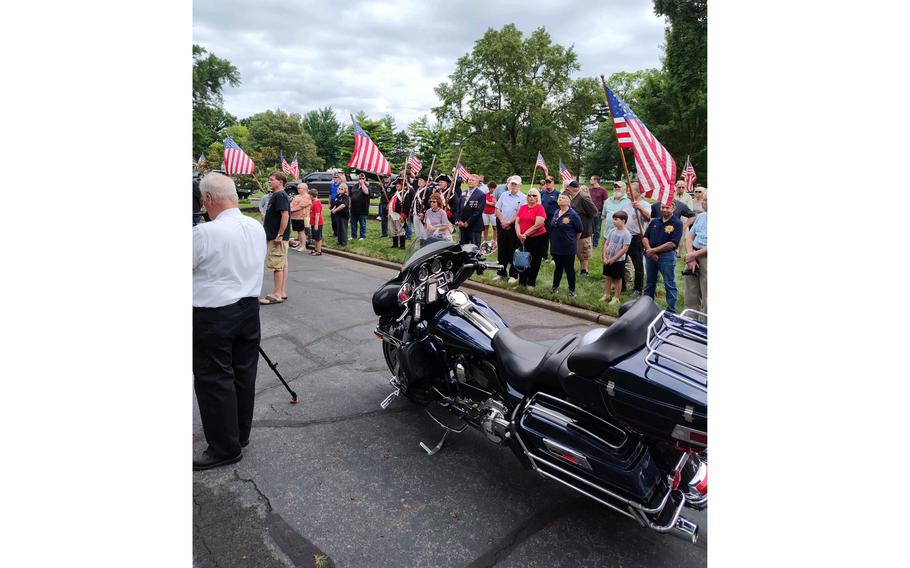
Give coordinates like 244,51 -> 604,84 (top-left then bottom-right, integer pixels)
239,196 -> 688,317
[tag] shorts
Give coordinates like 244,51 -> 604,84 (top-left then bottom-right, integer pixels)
576,236 -> 593,262
482,213 -> 496,226
310,225 -> 323,241
291,219 -> 306,232
266,240 -> 289,271
604,260 -> 625,279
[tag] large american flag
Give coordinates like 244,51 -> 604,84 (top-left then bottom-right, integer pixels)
280,152 -> 292,177
348,117 -> 391,175
604,85 -> 676,205
559,160 -> 574,183
535,152 -> 549,176
455,161 -> 471,182
407,151 -> 422,177
682,158 -> 696,192
196,153 -> 206,170
223,136 -> 255,175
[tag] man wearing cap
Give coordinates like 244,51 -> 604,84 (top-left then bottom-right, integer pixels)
495,175 -> 527,282
539,178 -> 559,262
193,173 -> 267,470
350,173 -> 372,240
620,183 -> 652,297
643,201 -> 683,312
378,173 -> 393,238
564,180 -> 598,277
329,172 -> 343,237
684,190 -> 708,313
456,174 -> 486,246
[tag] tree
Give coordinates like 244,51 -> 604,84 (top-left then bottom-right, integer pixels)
193,45 -> 240,156
302,107 -> 343,168
433,24 -> 596,180
406,116 -> 451,177
243,109 -> 324,174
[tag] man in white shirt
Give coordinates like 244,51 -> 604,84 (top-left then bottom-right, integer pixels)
495,175 -> 527,282
192,173 -> 267,471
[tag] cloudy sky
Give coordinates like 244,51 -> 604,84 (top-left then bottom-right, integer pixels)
193,0 -> 666,127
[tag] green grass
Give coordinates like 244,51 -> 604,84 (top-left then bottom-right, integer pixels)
241,193 -> 687,317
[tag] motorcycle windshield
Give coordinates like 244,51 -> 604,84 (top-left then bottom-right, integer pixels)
401,238 -> 462,271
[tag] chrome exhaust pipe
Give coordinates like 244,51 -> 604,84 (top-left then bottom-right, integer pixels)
673,516 -> 699,544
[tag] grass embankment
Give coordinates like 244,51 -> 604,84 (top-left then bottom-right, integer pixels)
242,189 -> 687,316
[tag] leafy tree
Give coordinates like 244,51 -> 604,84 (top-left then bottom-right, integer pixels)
243,109 -> 323,174
192,45 -> 240,156
433,24 -> 594,180
302,107 -> 343,168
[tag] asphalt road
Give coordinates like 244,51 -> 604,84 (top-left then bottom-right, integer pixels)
193,250 -> 708,568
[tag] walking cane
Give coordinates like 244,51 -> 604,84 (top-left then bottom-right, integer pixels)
258,347 -> 299,404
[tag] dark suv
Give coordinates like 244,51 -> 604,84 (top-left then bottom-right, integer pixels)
286,171 -> 381,200
193,170 -> 254,199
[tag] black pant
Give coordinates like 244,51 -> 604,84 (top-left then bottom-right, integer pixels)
193,297 -> 260,459
330,212 -> 337,236
459,228 -> 482,246
628,234 -> 645,292
496,219 -> 519,278
337,216 -> 349,245
518,233 -> 548,286
552,254 -> 576,292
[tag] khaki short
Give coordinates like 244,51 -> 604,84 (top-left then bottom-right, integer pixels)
576,236 -> 593,261
266,240 -> 289,271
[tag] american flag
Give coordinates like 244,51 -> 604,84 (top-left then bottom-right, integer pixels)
559,160 -> 574,183
196,153 -> 206,170
682,158 -> 696,192
223,136 -> 255,175
407,151 -> 422,177
535,152 -> 549,176
280,152 -> 291,176
455,161 -> 471,182
348,116 -> 392,175
604,85 -> 676,205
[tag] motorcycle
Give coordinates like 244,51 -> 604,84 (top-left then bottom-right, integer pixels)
371,239 -> 707,543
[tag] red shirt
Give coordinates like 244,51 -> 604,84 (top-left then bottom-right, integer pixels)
309,199 -> 323,227
516,204 -> 547,237
483,191 -> 496,214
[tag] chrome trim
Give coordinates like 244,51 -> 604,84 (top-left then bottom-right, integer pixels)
671,424 -> 708,448
644,310 -> 708,393
374,327 -> 403,347
529,392 -> 628,448
542,438 -> 593,471
446,291 -> 500,339
535,468 -> 639,522
673,516 -> 699,543
605,380 -> 615,397
684,406 -> 694,423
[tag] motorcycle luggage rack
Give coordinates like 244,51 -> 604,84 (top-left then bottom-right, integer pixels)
644,309 -> 707,393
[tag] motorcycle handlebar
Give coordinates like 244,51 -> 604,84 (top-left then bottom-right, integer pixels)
475,261 -> 504,273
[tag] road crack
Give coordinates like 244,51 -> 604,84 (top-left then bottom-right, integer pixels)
252,405 -> 415,430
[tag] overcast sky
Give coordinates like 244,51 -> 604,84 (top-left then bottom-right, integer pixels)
193,0 -> 666,128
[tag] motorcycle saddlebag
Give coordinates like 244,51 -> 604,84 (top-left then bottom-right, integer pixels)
516,392 -> 659,502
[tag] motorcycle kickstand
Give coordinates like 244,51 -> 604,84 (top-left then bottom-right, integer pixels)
420,429 -> 450,456
379,375 -> 403,410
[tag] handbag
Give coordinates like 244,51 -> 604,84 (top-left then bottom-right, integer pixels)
512,245 -> 531,272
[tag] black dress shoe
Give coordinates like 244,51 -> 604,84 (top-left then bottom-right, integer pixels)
193,450 -> 242,471
240,439 -> 250,448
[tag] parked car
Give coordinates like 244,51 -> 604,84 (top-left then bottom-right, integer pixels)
286,171 -> 381,200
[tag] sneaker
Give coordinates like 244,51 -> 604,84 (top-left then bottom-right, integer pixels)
608,297 -> 621,307
599,295 -> 608,302
580,269 -> 589,276
568,290 -> 576,297
359,237 -> 366,241
376,216 -> 382,220
508,277 -> 519,284
631,290 -> 642,299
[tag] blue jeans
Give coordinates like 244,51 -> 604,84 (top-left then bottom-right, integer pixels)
592,213 -> 603,247
379,202 -> 388,237
644,251 -> 678,312
350,214 -> 367,239
404,219 -> 413,239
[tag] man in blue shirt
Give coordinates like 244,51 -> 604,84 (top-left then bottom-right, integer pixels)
642,201 -> 683,312
329,172 -> 342,237
495,175 -> 527,282
539,177 -> 560,262
684,191 -> 708,313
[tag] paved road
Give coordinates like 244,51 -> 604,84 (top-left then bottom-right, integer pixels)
193,251 -> 707,568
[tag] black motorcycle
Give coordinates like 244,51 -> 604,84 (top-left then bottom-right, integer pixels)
372,240 -> 707,543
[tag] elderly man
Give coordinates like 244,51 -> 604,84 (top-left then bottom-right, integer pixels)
456,174 -> 486,246
564,180 -> 598,276
350,173 -> 372,240
684,190 -> 708,313
643,201 -> 683,312
193,173 -> 267,470
539,177 -> 560,262
261,172 -> 290,304
495,175 -> 527,282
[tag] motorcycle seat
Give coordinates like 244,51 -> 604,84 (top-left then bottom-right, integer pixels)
492,329 -> 581,394
567,296 -> 663,377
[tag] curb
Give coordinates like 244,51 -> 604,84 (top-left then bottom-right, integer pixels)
318,247 -> 617,326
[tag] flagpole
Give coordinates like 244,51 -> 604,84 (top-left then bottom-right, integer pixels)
599,74 -> 644,235
444,147 -> 464,211
530,152 -> 538,188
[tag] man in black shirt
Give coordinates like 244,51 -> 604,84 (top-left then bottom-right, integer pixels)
378,173 -> 393,238
350,173 -> 372,240
260,172 -> 291,305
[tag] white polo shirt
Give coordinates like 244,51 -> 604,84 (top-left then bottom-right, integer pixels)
193,208 -> 267,308
495,190 -> 527,222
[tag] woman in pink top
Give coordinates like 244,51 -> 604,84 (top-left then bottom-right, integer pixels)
289,185 -> 312,251
514,188 -> 548,287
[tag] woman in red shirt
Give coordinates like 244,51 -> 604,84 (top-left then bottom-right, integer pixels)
514,188 -> 548,287
307,188 -> 324,256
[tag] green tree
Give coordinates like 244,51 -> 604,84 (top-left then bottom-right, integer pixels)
192,45 -> 240,156
243,109 -> 323,175
302,107 -> 343,168
406,116 -> 451,177
433,24 -> 595,180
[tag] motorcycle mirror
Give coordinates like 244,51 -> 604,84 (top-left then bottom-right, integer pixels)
478,240 -> 496,257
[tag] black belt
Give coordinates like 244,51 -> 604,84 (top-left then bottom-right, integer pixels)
193,296 -> 256,312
